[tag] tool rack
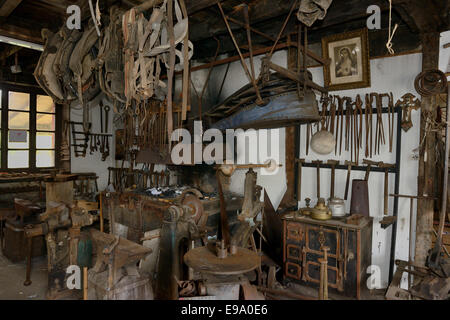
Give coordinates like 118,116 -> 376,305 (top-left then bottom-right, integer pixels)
295,105 -> 404,283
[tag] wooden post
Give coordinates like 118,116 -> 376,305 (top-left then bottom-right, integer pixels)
279,34 -> 298,209
99,192 -> 104,233
414,32 -> 440,267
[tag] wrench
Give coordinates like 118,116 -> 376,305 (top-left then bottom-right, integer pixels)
104,105 -> 111,133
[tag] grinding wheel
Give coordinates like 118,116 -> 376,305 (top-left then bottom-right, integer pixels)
181,194 -> 205,226
184,244 -> 260,275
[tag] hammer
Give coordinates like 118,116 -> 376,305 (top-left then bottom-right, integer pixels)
378,162 -> 396,216
296,158 -> 305,202
344,161 -> 357,200
327,160 -> 339,199
363,159 -> 382,182
312,160 -> 323,199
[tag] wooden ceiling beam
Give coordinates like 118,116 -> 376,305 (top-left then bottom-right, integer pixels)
392,0 -> 449,33
0,23 -> 43,44
0,0 -> 23,17
189,0 -> 390,43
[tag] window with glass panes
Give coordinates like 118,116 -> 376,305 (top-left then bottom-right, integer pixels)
0,87 -> 59,170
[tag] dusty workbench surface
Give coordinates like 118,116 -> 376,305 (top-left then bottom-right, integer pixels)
282,212 -> 373,230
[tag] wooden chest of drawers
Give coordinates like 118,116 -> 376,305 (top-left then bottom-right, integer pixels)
282,214 -> 373,299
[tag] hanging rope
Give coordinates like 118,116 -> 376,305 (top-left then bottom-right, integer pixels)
89,0 -> 101,36
386,0 -> 398,55
414,70 -> 448,97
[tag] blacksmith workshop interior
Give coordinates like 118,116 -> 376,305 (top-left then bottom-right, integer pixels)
0,0 -> 448,301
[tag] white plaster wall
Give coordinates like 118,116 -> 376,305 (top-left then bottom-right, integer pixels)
203,49 -> 426,288
70,96 -> 115,192
439,31 -> 450,74
304,54 -> 422,288
205,51 -> 289,209
66,30 -> 450,288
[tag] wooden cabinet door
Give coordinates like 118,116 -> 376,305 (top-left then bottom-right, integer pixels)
303,225 -> 342,290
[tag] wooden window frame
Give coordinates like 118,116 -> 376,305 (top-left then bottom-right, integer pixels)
0,84 -> 62,172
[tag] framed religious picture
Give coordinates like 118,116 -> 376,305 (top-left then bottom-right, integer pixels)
322,28 -> 371,91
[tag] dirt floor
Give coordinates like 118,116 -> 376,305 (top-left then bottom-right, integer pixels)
0,251 -> 48,300
0,250 -> 387,300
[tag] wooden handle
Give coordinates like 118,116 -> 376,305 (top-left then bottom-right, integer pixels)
83,267 -> 88,300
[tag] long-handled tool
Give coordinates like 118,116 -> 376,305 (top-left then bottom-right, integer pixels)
312,160 -> 323,199
327,160 -> 339,199
378,162 -> 396,216
381,93 -> 394,153
344,161 -> 357,200
355,95 -> 364,163
363,159 -> 382,182
336,96 -> 345,156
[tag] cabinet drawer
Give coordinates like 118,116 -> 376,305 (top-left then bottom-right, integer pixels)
285,262 -> 302,280
286,244 -> 302,261
286,222 -> 304,242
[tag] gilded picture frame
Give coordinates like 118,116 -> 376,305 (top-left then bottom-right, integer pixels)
322,29 -> 371,91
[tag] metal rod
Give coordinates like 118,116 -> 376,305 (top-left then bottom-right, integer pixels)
268,0 -> 298,59
388,107 -> 403,283
299,162 -> 397,174
217,2 -> 263,104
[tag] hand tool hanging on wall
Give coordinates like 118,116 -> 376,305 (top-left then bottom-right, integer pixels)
380,93 -> 395,153
312,160 -> 323,199
343,97 -> 352,155
71,121 -> 91,157
378,162 -> 396,216
363,159 -> 381,182
104,105 -> 110,134
335,96 -> 344,156
327,160 -> 339,199
321,96 -> 330,130
311,116 -> 336,155
354,95 -> 363,163
100,101 -> 104,133
311,92 -> 401,161
373,93 -> 386,155
365,94 -> 373,158
344,161 -> 357,200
